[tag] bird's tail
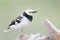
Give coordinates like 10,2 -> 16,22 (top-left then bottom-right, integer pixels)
3,26 -> 11,32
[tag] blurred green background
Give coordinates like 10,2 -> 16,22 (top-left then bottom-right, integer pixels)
0,0 -> 60,40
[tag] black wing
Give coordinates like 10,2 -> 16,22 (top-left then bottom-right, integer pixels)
15,16 -> 23,23
9,20 -> 15,26
9,16 -> 23,26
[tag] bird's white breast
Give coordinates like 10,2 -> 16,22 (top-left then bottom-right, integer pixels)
10,16 -> 31,30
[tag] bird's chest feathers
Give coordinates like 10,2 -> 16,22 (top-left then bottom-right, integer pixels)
23,12 -> 33,22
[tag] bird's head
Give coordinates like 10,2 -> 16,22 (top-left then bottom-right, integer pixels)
24,9 -> 38,15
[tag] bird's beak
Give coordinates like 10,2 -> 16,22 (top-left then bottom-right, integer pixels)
32,11 -> 38,13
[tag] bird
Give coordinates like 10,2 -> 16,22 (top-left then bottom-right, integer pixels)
3,9 -> 38,33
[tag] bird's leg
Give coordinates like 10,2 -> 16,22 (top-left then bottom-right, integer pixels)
21,29 -> 24,35
16,29 -> 24,40
19,35 -> 23,40
19,29 -> 24,40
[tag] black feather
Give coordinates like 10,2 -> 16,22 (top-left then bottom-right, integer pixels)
16,16 -> 23,20
23,12 -> 33,21
16,19 -> 21,23
9,16 -> 23,26
9,20 -> 15,26
16,16 -> 23,23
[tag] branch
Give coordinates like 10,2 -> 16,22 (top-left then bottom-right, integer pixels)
16,19 -> 60,40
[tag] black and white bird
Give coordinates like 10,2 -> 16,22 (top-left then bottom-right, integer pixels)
3,9 -> 38,32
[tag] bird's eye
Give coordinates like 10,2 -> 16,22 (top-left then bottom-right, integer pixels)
29,11 -> 32,13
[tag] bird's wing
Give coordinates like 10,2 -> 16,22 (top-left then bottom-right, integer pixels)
15,16 -> 23,23
9,16 -> 23,26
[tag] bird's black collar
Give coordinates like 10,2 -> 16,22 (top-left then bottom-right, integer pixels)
23,12 -> 33,21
